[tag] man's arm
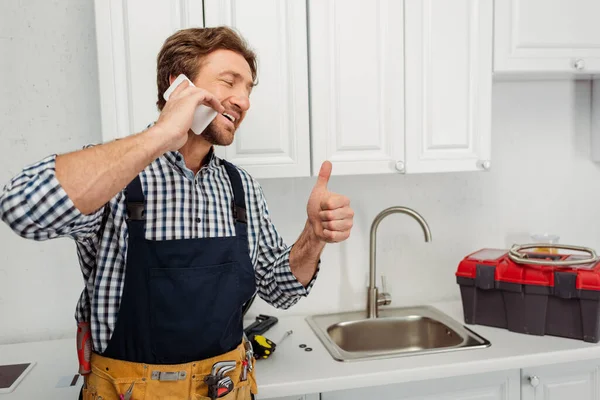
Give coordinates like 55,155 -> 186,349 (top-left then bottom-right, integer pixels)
0,80 -> 223,239
288,221 -> 325,286
55,127 -> 168,215
289,161 -> 354,285
56,81 -> 224,215
252,162 -> 353,309
0,154 -> 105,241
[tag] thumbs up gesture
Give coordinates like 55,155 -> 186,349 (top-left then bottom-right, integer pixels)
307,161 -> 354,243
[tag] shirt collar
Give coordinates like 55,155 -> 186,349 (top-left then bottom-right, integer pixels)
163,147 -> 221,177
146,122 -> 221,176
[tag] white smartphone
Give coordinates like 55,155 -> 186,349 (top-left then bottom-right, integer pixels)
0,362 -> 36,393
163,74 -> 218,135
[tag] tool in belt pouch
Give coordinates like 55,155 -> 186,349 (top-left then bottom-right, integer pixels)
205,361 -> 236,399
76,322 -> 92,375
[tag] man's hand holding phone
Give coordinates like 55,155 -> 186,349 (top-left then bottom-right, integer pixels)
153,74 -> 224,152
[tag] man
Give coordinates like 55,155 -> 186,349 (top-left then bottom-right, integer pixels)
0,27 -> 354,399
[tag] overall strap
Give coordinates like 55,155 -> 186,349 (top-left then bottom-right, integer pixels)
222,161 -> 248,226
124,175 -> 146,237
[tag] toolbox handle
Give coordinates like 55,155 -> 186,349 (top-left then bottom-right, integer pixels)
508,244 -> 598,266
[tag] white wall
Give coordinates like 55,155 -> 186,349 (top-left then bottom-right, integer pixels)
1,1 -> 599,345
251,78 -> 600,318
0,0 -> 102,344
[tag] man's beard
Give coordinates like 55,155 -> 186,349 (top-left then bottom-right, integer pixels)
200,120 -> 234,146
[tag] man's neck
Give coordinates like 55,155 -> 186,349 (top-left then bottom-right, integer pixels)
178,133 -> 213,175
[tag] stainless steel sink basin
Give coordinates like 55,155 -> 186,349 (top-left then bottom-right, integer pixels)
306,305 -> 490,362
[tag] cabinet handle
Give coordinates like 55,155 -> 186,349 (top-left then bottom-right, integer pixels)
528,375 -> 540,388
573,59 -> 585,70
476,160 -> 491,170
395,161 -> 405,173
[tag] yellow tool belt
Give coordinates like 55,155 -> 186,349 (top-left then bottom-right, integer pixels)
82,342 -> 257,400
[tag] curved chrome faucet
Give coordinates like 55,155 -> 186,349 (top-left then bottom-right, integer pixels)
368,206 -> 432,318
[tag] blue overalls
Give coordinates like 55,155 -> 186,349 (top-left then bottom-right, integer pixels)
81,160 -> 258,399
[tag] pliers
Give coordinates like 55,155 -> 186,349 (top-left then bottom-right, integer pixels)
119,382 -> 135,400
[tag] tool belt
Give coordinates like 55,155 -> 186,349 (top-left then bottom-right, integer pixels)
81,341 -> 257,400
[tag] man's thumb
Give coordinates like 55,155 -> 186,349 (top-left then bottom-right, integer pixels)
315,161 -> 332,189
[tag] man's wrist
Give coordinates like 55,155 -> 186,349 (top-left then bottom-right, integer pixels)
141,124 -> 172,159
304,220 -> 326,253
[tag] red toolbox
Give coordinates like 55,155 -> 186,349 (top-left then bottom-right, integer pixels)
455,244 -> 600,342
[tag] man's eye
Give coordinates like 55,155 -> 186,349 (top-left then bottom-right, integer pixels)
222,80 -> 234,87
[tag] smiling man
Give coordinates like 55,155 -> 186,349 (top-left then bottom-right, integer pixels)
0,27 -> 354,399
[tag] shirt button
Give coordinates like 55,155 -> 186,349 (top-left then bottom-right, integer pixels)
176,155 -> 182,162
195,217 -> 201,223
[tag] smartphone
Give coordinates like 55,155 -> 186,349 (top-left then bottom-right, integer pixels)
163,74 -> 218,135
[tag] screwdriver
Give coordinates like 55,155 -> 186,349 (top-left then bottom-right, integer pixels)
279,330 -> 293,344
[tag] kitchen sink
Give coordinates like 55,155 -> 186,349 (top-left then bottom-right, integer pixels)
306,305 -> 490,362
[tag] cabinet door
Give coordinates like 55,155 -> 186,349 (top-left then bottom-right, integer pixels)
204,0 -> 311,178
94,0 -> 204,142
308,0 -> 405,176
404,0 -> 493,173
522,359 -> 600,400
494,0 -> 600,73
257,395 -> 319,400
320,370 -> 520,400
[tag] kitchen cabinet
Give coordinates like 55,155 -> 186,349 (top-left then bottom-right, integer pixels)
522,359 -> 600,400
593,80 -> 600,162
259,395 -> 319,400
494,0 -> 600,74
309,0 -> 493,175
94,0 -> 205,143
203,0 -> 311,178
307,0 -> 405,176
94,0 -> 311,179
320,369 -> 521,400
404,0 -> 493,173
95,0 -> 493,178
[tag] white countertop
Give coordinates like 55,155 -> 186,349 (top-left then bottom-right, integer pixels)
2,300 -> 600,399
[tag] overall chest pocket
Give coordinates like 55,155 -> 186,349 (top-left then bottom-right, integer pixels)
149,262 -> 241,363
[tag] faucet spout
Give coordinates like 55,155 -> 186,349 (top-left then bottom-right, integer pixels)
367,206 -> 432,319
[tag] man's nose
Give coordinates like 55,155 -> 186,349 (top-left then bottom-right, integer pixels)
230,94 -> 250,112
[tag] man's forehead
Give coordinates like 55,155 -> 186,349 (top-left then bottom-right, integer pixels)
202,50 -> 253,82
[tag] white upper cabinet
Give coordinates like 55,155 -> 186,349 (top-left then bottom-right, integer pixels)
95,0 -> 493,178
94,0 -> 204,142
309,0 -> 493,175
404,0 -> 493,173
308,0 -> 406,176
494,0 -> 600,74
204,0 -> 311,178
95,0 -> 311,179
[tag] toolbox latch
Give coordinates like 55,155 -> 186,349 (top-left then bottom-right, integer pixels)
475,264 -> 496,290
554,271 -> 577,299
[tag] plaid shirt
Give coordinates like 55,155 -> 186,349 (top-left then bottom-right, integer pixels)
0,147 -> 317,352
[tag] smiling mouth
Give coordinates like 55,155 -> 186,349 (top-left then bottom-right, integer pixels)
222,112 -> 236,123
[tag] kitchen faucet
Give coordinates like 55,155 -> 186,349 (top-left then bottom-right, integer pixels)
368,206 -> 432,318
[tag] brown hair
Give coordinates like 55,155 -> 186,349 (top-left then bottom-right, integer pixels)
155,26 -> 257,110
